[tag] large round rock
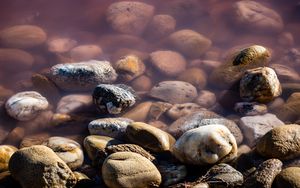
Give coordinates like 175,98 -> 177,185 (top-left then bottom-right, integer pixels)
102,152 -> 161,188
274,167 -> 300,188
5,91 -> 49,121
8,145 -> 77,188
172,124 -> 237,165
93,84 -> 136,114
48,60 -> 117,92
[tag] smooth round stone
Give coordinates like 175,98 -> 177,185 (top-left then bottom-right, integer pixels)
157,161 -> 187,187
240,67 -> 282,103
122,101 -> 152,122
203,163 -> 244,188
270,64 -> 300,83
276,92 -> 300,122
19,133 -> 50,148
177,68 -> 207,90
195,90 -> 217,108
149,81 -> 197,104
115,55 -> 145,82
106,1 -> 154,35
189,59 -> 222,73
243,159 -> 282,188
111,48 -> 149,62
149,50 -> 187,77
166,103 -> 204,120
168,29 -> 212,58
256,124 -> 300,160
146,14 -> 176,39
234,102 -> 267,116
48,60 -> 117,92
148,101 -> 172,120
0,145 -> 17,173
93,84 -> 136,114
172,124 -> 237,165
130,75 -> 152,92
5,91 -> 49,121
102,152 -> 161,188
88,118 -> 133,139
233,1 -> 283,33
47,37 -> 77,53
9,145 -> 76,188
43,137 -> 84,170
0,48 -> 34,72
274,167 -> 300,188
70,44 -> 103,61
0,25 -> 47,49
56,94 -> 93,114
125,122 -> 176,152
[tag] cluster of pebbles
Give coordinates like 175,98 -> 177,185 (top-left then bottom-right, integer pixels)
0,0 -> 300,187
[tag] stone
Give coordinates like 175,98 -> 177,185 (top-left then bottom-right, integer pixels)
149,50 -> 186,77
276,92 -> 300,122
270,64 -> 300,83
148,102 -> 172,120
167,111 -> 243,145
56,94 -> 93,114
0,145 -> 17,173
130,75 -> 152,92
177,68 -> 207,89
256,124 -> 300,160
5,91 -> 49,121
194,90 -> 217,108
9,145 -> 76,188
111,48 -> 149,62
114,55 -> 145,82
106,1 -> 155,35
0,86 -> 13,101
233,1 -> 284,33
47,37 -> 77,53
93,84 -> 136,114
173,124 -> 237,165
238,113 -> 284,147
243,159 -> 282,188
43,137 -> 84,170
202,163 -> 244,188
149,81 -> 198,104
146,14 -> 176,39
48,60 -> 117,92
73,171 -> 94,187
268,97 -> 285,112
189,59 -> 222,73
0,25 -> 47,49
234,102 -> 267,116
125,122 -> 175,152
0,48 -> 34,72
102,152 -> 161,188
166,103 -> 204,120
148,120 -> 168,131
168,29 -> 212,58
88,118 -> 133,139
278,32 -> 294,47
70,44 -> 102,61
157,161 -> 187,186
240,67 -> 282,103
274,167 -> 300,188
19,133 -> 50,148
122,101 -> 152,122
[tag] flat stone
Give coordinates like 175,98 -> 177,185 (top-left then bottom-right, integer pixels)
122,101 -> 152,122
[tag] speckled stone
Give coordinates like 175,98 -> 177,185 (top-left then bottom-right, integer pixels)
5,91 -> 49,121
0,145 -> 17,172
93,84 -> 136,114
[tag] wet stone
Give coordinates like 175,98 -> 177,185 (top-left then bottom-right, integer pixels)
88,117 -> 133,139
93,84 -> 136,114
166,103 -> 204,120
122,101 -> 152,122
5,91 -> 49,121
0,145 -> 17,173
274,167 -> 300,188
194,90 -> 217,109
148,101 -> 172,120
234,102 -> 267,116
270,64 -> 300,83
47,60 -> 117,92
177,68 -> 207,90
157,161 -> 187,187
146,14 -> 176,39
47,37 -> 77,53
56,94 -> 93,114
70,44 -> 103,62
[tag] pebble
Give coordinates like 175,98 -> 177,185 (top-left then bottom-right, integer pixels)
166,103 -> 204,120
111,48 -> 149,62
243,159 -> 282,188
114,55 -> 145,82
238,113 -> 284,147
47,37 -> 77,53
88,118 -> 133,139
194,90 -> 217,108
0,25 -> 47,49
177,68 -> 207,89
0,86 -> 13,101
276,92 -> 300,122
0,48 -> 34,72
189,59 -> 222,73
102,152 -> 161,188
233,1 -> 283,33
48,60 -> 117,92
168,29 -> 212,58
157,161 -> 187,186
19,133 -> 50,148
149,50 -> 187,77
70,44 -> 102,61
256,124 -> 300,160
106,1 -> 154,35
146,14 -> 176,39
240,67 -> 282,103
9,145 -> 76,188
56,94 -> 93,114
5,91 -> 49,121
271,64 -> 300,83
93,84 -> 136,114
148,102 -> 172,120
0,145 -> 17,173
126,122 -> 175,152
274,167 -> 300,188
43,136 -> 84,170
149,81 -> 198,104
234,102 -> 267,116
172,124 -> 237,165
122,101 -> 152,122
130,75 -> 152,92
